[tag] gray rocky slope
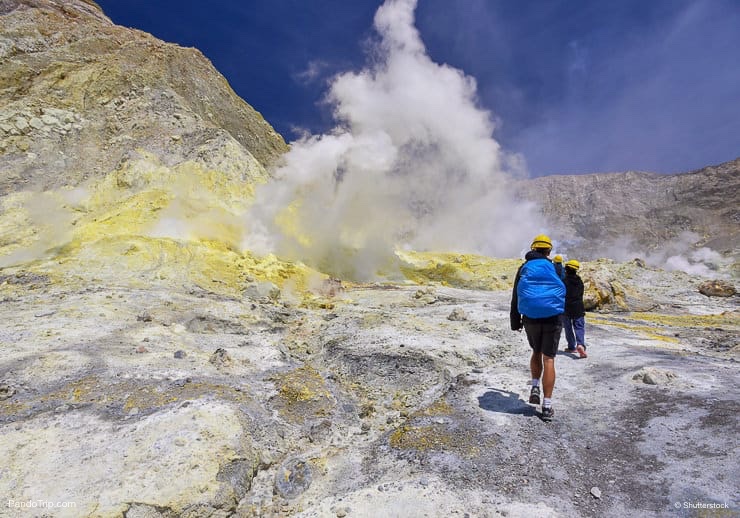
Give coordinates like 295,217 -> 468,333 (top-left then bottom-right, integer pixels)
0,0 -> 287,196
514,159 -> 740,261
0,2 -> 738,518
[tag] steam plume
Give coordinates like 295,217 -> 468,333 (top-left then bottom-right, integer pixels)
608,232 -> 732,277
243,0 -> 542,280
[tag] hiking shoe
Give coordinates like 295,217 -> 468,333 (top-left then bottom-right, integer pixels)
541,406 -> 554,422
529,385 -> 541,405
576,345 -> 588,358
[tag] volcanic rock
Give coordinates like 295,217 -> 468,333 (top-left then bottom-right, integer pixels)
0,0 -> 287,197
698,280 -> 736,297
632,367 -> 678,386
0,383 -> 16,400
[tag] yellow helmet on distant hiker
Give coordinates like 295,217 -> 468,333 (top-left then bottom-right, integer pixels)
553,255 -> 563,263
530,234 -> 552,251
565,259 -> 580,270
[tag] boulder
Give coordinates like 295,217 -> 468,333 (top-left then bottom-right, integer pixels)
698,280 -> 736,297
632,367 -> 677,385
274,458 -> 313,499
582,269 -> 628,311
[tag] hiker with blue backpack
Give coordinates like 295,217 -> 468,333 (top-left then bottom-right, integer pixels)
510,234 -> 565,422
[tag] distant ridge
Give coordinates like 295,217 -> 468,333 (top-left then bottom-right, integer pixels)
514,158 -> 740,259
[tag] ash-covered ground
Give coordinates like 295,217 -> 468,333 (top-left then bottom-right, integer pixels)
0,261 -> 737,518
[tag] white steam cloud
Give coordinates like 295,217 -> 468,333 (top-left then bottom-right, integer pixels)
243,0 -> 542,280
608,232 -> 732,277
0,190 -> 79,268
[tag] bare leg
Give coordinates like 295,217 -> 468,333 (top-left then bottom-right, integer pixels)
542,355 -> 556,399
530,351 -> 543,381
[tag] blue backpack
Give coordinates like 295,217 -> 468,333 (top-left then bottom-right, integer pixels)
517,258 -> 565,318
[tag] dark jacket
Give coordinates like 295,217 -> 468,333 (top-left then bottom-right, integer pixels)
510,251 -> 565,330
564,271 -> 585,318
554,262 -> 565,280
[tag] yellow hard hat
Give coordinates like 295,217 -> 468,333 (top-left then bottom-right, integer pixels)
553,255 -> 563,263
530,234 -> 553,250
565,259 -> 580,270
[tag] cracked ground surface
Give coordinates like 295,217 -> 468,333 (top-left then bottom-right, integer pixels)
0,272 -> 738,517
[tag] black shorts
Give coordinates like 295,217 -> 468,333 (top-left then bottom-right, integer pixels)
523,315 -> 562,358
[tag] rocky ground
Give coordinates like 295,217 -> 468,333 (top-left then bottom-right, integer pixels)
0,261 -> 737,518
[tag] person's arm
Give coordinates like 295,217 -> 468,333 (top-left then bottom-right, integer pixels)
510,266 -> 523,330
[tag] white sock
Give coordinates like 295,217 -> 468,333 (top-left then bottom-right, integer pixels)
531,379 -> 540,387
543,397 -> 552,408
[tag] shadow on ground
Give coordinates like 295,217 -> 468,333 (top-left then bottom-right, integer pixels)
478,388 -> 536,416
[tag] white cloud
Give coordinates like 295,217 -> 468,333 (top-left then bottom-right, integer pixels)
294,59 -> 329,84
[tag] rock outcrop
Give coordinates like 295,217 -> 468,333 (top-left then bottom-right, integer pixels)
0,0 -> 299,296
0,0 -> 287,196
698,279 -> 737,297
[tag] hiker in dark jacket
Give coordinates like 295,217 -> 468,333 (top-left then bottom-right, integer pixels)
562,259 -> 588,358
553,255 -> 565,280
510,234 -> 565,422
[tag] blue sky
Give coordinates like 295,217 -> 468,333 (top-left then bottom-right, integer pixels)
96,0 -> 740,177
